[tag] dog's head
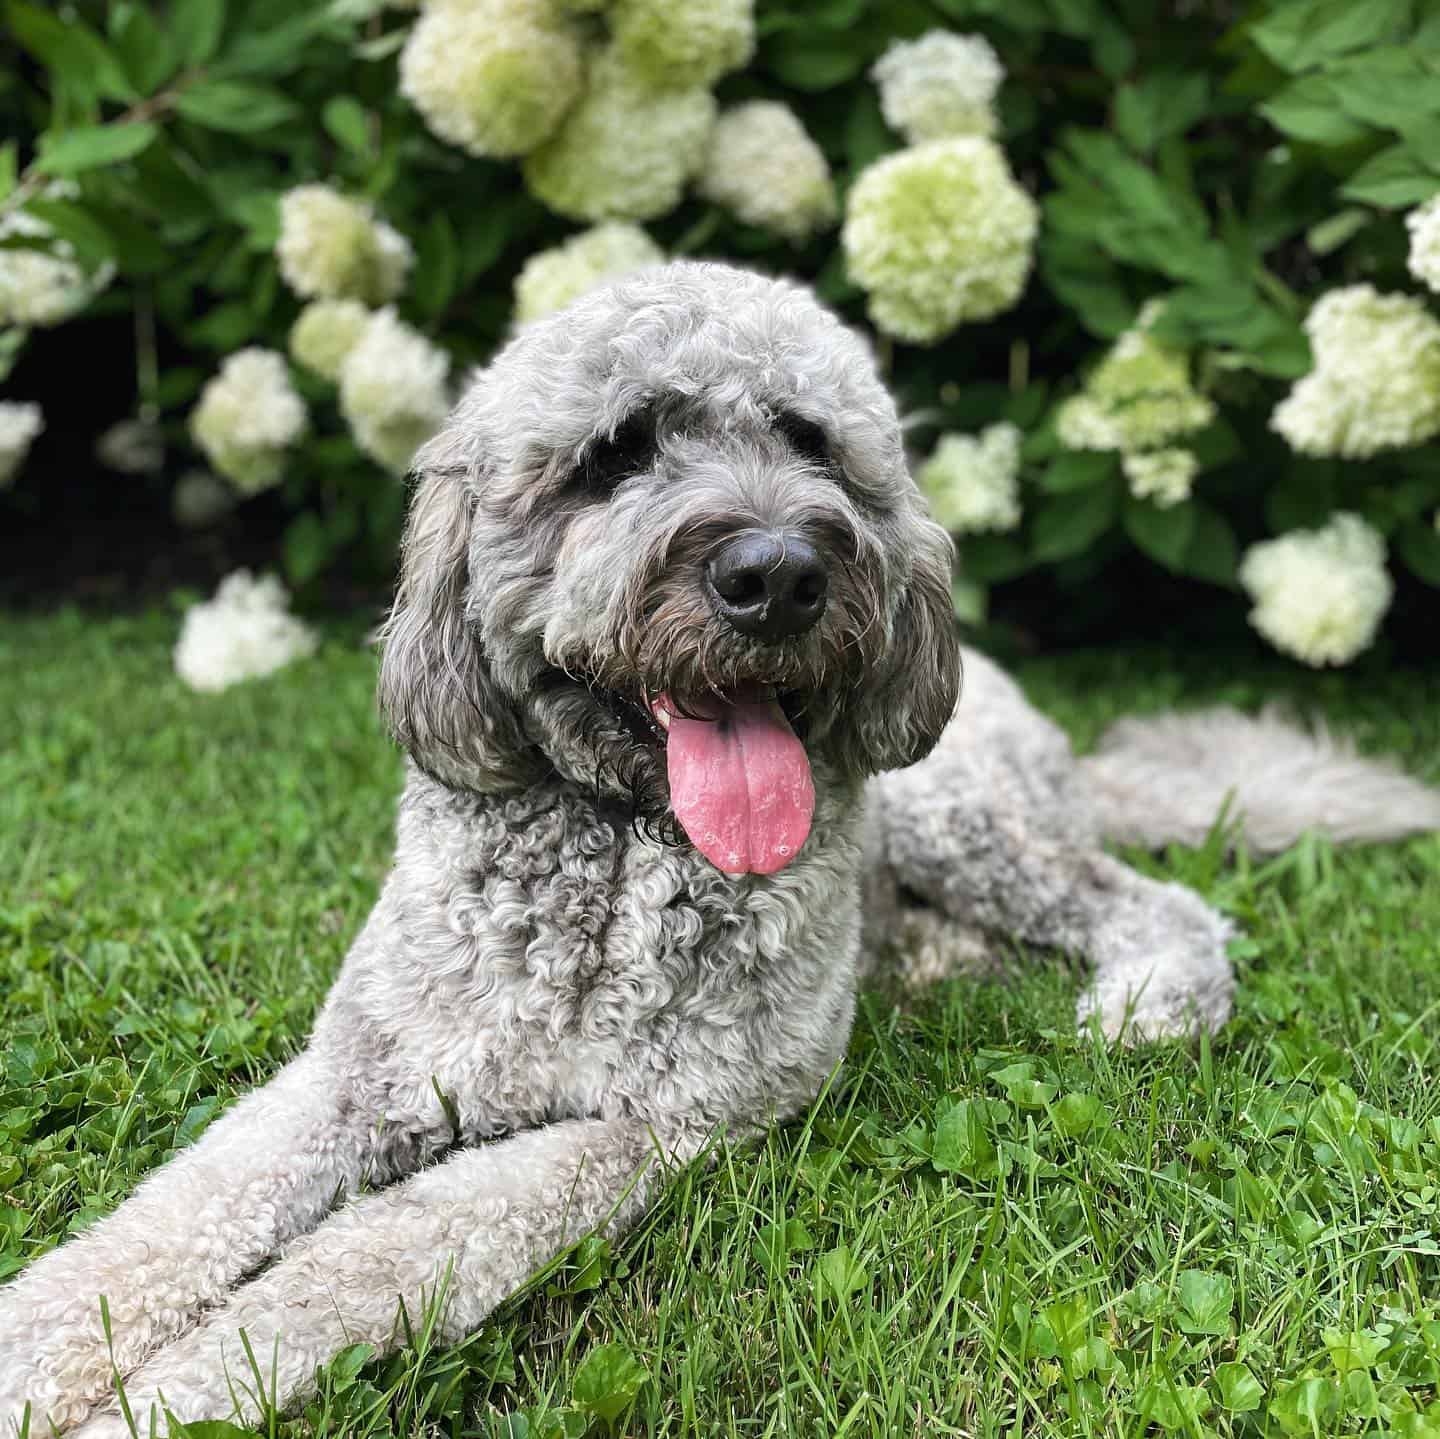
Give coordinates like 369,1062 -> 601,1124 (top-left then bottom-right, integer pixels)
379,261 -> 960,874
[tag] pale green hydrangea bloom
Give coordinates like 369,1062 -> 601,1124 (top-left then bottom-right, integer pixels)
1122,447 -> 1198,508
174,570 -> 319,693
1239,512 -> 1392,667
1057,313 -> 1215,455
172,470 -> 237,530
917,422 -> 1023,533
1272,284 -> 1440,458
513,223 -> 665,324
0,401 -> 43,488
523,48 -> 716,222
190,349 -> 307,496
872,30 -> 1003,144
276,185 -> 412,305
841,138 -> 1037,344
699,102 -> 836,244
611,0 -> 754,88
339,309 -> 451,474
399,0 -> 584,159
290,299 -> 373,381
1406,195 -> 1440,294
0,191 -> 110,327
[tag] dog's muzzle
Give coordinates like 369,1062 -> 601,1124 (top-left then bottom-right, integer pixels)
705,529 -> 828,642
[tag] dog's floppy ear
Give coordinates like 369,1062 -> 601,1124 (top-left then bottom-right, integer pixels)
377,458 -> 539,791
838,516 -> 962,776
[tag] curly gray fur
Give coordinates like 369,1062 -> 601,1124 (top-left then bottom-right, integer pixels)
2,262 -> 1435,1437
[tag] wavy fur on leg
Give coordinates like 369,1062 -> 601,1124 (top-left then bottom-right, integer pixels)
1080,706 -> 1440,855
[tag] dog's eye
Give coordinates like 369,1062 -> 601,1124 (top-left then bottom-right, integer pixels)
580,411 -> 658,491
776,412 -> 831,467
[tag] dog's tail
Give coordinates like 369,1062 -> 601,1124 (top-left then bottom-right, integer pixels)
1078,706 -> 1440,855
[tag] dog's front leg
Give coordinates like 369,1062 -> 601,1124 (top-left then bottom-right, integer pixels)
69,1117 -> 680,1439
0,1046 -> 381,1436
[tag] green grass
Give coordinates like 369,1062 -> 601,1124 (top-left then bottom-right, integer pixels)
3,608 -> 1440,1439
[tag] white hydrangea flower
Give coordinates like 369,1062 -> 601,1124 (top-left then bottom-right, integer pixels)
400,0 -> 584,159
172,470 -> 237,530
0,400 -> 43,488
290,299 -> 372,381
1406,195 -> 1440,293
0,193 -> 110,327
1239,512 -> 1392,667
1057,319 -> 1215,454
1272,285 -> 1440,458
523,47 -> 716,222
872,30 -> 1004,144
513,223 -> 664,324
96,418 -> 164,475
339,309 -> 451,474
841,137 -> 1037,344
699,102 -> 836,244
174,570 -> 319,693
276,185 -> 412,305
916,422 -> 1023,533
190,349 -> 308,496
610,0 -> 754,88
1122,448 -> 1198,508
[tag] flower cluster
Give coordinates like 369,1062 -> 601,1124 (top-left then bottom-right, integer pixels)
513,223 -> 664,324
0,401 -> 43,488
190,349 -> 308,495
0,193 -> 110,328
700,102 -> 836,244
174,571 -> 319,693
841,138 -> 1037,344
1121,448 -> 1198,508
399,0 -> 584,159
524,48 -> 716,221
290,299 -> 373,382
1406,196 -> 1440,294
339,308 -> 451,474
172,471 -> 237,531
872,30 -> 1003,144
1057,309 -> 1212,506
917,423 -> 1023,533
610,0 -> 753,87
1271,284 -> 1440,458
1239,512 -> 1392,667
275,185 -> 412,306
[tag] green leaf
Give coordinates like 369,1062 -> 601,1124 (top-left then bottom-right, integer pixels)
1031,479 -> 1122,562
1214,1361 -> 1263,1411
1052,1092 -> 1105,1137
1180,502 -> 1239,585
6,0 -> 136,105
1341,145 -> 1440,208
283,512 -> 334,587
1269,1375 -> 1341,1435
413,213 -> 459,321
1261,77 -> 1374,146
960,535 -> 1031,583
1175,1268 -> 1233,1336
21,198 -> 116,267
214,11 -> 332,76
570,1344 -> 647,1424
172,0 -> 227,66
765,32 -> 867,90
172,1422 -> 264,1439
175,1097 -> 220,1147
1397,517 -> 1440,585
1251,0 -> 1412,73
931,1099 -> 1002,1178
1040,450 -> 1115,494
1124,495 -> 1197,571
816,1244 -> 869,1298
0,141 -> 15,202
1115,71 -> 1210,153
188,302 -> 258,351
110,3 -> 179,94
175,80 -> 300,133
1131,1379 -> 1209,1430
1306,208 -> 1372,255
323,96 -> 372,157
34,122 -> 158,176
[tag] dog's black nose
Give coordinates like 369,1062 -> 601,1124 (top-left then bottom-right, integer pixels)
706,531 -> 828,641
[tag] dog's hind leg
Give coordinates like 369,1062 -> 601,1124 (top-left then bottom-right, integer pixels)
68,1118 -> 682,1439
0,1046 -> 383,1437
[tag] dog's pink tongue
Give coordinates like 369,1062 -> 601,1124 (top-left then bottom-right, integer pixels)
664,695 -> 814,876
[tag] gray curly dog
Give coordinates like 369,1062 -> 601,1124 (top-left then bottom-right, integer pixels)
4,263 -> 1438,1435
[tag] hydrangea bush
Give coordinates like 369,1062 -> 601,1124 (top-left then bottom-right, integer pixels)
3,0 -> 1440,664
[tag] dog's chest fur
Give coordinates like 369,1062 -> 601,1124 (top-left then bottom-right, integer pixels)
316,767 -> 867,1153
